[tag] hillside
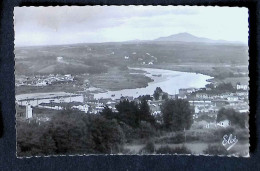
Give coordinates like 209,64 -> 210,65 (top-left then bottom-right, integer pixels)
154,32 -> 244,44
15,41 -> 248,76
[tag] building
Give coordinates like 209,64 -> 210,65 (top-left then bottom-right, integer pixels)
227,96 -> 239,102
26,104 -> 33,119
217,119 -> 231,128
195,92 -> 209,99
236,82 -> 248,90
56,56 -> 63,62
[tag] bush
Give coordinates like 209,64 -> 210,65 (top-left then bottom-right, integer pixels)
203,144 -> 229,155
139,121 -> 156,139
156,145 -> 191,154
17,109 -> 126,156
139,141 -> 156,154
155,132 -> 185,144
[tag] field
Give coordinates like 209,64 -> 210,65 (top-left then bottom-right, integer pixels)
15,41 -> 249,94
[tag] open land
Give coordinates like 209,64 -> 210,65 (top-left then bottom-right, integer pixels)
15,41 -> 249,157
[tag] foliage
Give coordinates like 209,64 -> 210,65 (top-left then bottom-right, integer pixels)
216,82 -> 235,92
203,144 -> 228,155
138,95 -> 153,101
156,145 -> 191,154
88,117 -> 125,154
17,120 -> 57,156
113,99 -> 156,127
153,87 -> 163,100
161,99 -> 193,131
17,109 -> 125,156
115,99 -> 140,128
139,141 -> 156,154
99,105 -> 116,120
196,114 -> 215,122
162,93 -> 168,100
139,99 -> 155,125
138,121 -> 156,139
217,108 -> 247,128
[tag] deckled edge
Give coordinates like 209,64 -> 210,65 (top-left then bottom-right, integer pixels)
13,5 -> 250,159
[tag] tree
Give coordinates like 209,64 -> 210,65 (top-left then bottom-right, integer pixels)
115,99 -> 140,127
99,105 -> 116,120
217,108 -> 247,128
161,99 -> 193,131
89,116 -> 125,153
162,93 -> 168,100
216,82 -> 235,92
49,111 -> 94,154
153,87 -> 163,100
139,99 -> 155,125
138,95 -> 153,101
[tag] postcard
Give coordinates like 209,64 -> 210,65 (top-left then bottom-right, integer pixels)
14,6 -> 249,157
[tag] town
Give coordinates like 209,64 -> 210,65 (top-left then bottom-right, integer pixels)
16,76 -> 249,130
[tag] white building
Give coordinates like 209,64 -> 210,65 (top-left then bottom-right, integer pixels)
217,119 -> 231,128
227,96 -> 239,102
26,104 -> 33,119
236,83 -> 248,90
57,56 -> 63,62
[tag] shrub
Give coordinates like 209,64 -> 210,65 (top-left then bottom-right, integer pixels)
156,145 -> 191,154
139,141 -> 156,154
203,144 -> 229,155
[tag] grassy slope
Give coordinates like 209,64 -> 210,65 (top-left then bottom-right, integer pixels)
15,42 -> 249,92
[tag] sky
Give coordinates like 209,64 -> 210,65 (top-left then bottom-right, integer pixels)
14,6 -> 248,46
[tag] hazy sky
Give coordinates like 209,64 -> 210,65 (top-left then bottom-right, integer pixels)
14,6 -> 248,46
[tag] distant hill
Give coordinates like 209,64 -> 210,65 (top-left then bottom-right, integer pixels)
154,32 -> 244,44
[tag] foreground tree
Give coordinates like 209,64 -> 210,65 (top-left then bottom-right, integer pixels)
115,99 -> 140,127
161,99 -> 193,131
17,108 -> 125,156
139,99 -> 155,125
100,105 -> 116,120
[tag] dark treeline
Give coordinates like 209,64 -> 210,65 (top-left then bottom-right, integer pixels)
17,98 -> 194,156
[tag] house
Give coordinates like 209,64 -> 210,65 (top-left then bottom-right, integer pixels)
56,56 -> 63,62
26,104 -> 33,119
195,92 -> 209,99
236,82 -> 248,90
205,122 -> 217,129
124,56 -> 129,60
227,96 -> 239,102
217,119 -> 231,128
72,104 -> 89,113
178,94 -> 187,99
148,62 -> 153,65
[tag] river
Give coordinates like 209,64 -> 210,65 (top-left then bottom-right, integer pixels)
94,67 -> 213,99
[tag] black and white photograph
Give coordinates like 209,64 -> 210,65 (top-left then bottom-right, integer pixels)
14,6 -> 249,157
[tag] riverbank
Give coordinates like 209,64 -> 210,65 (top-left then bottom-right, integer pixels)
135,63 -> 248,86
94,67 -> 212,99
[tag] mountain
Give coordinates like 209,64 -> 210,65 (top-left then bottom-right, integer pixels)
154,32 -> 244,44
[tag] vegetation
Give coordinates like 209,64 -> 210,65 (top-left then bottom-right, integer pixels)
156,145 -> 191,154
203,144 -> 228,155
153,87 -> 163,100
17,109 -> 125,156
161,99 -> 193,131
101,99 -> 155,128
217,108 -> 247,128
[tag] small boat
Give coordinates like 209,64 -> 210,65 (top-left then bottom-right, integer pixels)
152,74 -> 162,77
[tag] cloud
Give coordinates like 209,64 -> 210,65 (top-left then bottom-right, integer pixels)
14,6 -> 248,46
